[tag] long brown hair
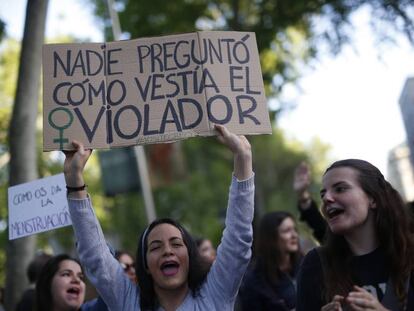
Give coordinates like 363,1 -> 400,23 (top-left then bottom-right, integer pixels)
255,211 -> 302,283
321,159 -> 414,306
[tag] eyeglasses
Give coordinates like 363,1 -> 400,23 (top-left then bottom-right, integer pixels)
120,262 -> 135,272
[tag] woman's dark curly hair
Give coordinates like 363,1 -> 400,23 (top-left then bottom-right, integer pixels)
135,218 -> 208,310
321,159 -> 414,307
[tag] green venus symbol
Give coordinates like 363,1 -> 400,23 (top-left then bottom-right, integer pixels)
48,107 -> 74,149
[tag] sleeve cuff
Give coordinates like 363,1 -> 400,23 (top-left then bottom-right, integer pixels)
233,173 -> 255,191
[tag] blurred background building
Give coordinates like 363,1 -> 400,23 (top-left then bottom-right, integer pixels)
387,142 -> 414,202
387,77 -> 414,203
399,77 -> 414,167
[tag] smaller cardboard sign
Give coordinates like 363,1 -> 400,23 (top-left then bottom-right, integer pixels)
8,174 -> 71,240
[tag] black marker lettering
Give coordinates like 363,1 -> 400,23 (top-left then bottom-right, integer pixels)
159,99 -> 182,133
207,95 -> 232,124
74,106 -> 106,143
107,48 -> 123,75
236,95 -> 260,124
113,105 -> 142,139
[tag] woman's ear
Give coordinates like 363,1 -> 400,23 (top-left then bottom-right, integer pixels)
369,198 -> 377,209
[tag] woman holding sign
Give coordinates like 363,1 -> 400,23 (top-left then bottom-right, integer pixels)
63,124 -> 254,311
296,159 -> 414,310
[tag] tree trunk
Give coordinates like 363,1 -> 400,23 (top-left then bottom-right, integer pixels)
5,0 -> 49,310
230,0 -> 240,30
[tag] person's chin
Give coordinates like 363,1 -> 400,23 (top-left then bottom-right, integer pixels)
63,301 -> 82,310
287,243 -> 299,253
155,277 -> 184,290
167,278 -> 185,289
329,223 -> 351,235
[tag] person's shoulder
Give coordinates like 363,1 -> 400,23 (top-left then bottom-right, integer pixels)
297,247 -> 325,292
300,247 -> 323,271
297,248 -> 325,310
81,297 -> 108,311
242,262 -> 261,284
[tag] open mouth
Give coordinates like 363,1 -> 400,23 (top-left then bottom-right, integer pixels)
160,261 -> 179,276
326,206 -> 345,219
67,287 -> 80,298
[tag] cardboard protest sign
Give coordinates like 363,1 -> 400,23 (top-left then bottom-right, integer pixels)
43,31 -> 272,151
8,174 -> 70,240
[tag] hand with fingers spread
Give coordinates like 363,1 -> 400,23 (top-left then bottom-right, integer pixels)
293,161 -> 311,194
63,140 -> 92,198
214,124 -> 252,181
346,286 -> 389,311
321,295 -> 345,311
293,161 -> 312,210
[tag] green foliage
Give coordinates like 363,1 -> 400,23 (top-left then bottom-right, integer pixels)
99,132 -> 331,249
0,36 -> 331,259
244,130 -> 333,244
78,0 -> 413,250
90,0 -> 414,98
154,137 -> 233,245
0,40 -> 19,284
251,129 -> 310,218
0,181 -> 7,285
95,137 -> 233,249
7,0 -> 412,284
0,19 -> 4,42
0,36 -> 111,287
0,40 -> 19,109
91,0 -> 209,40
85,0 -> 414,245
101,192 -> 148,253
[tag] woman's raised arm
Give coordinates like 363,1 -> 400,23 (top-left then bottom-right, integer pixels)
63,141 -> 138,310
63,140 -> 92,199
214,124 -> 252,180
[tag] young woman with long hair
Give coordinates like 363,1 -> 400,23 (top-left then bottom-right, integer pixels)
63,124 -> 254,311
35,254 -> 85,311
296,159 -> 414,311
239,211 -> 301,310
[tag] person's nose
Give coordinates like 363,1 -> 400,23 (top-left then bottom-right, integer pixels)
163,243 -> 174,256
322,190 -> 335,204
127,264 -> 136,274
71,274 -> 81,284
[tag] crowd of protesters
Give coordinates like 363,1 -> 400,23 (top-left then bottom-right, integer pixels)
6,125 -> 414,311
